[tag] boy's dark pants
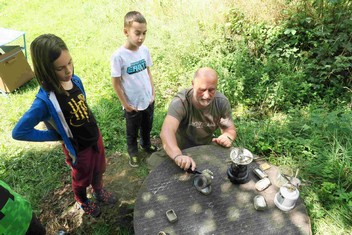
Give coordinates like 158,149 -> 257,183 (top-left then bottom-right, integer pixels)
63,133 -> 106,204
124,102 -> 154,157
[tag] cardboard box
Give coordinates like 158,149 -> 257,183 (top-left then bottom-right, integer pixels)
0,45 -> 34,93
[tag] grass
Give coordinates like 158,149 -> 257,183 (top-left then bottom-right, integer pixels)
1,0 -> 351,234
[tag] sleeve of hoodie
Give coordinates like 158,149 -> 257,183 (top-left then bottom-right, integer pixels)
12,98 -> 61,142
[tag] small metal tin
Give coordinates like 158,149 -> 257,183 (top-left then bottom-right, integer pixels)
254,195 -> 267,210
165,209 -> 178,223
253,168 -> 268,179
255,177 -> 271,191
259,163 -> 271,171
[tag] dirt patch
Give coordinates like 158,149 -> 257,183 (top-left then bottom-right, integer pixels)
40,138 -> 161,235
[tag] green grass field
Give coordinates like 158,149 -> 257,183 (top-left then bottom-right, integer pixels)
1,0 -> 351,234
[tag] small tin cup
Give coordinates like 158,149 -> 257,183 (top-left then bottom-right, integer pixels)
165,209 -> 178,223
254,195 -> 267,210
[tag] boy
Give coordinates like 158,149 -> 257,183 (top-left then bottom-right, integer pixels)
111,11 -> 157,167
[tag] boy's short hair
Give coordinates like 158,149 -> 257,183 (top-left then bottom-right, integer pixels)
124,11 -> 147,28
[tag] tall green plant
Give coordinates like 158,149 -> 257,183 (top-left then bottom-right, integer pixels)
271,0 -> 352,102
218,7 -> 316,112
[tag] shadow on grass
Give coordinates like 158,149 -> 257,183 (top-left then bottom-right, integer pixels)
1,142 -> 151,235
40,152 -> 145,235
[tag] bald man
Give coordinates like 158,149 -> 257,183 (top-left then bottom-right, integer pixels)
149,67 -> 236,171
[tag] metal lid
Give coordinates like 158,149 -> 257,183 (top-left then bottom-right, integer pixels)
230,148 -> 254,165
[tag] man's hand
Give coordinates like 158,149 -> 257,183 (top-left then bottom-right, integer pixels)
212,134 -> 232,147
174,154 -> 197,171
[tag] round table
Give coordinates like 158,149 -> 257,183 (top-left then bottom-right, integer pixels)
134,145 -> 311,235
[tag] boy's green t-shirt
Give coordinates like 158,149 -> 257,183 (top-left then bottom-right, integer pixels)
0,180 -> 32,235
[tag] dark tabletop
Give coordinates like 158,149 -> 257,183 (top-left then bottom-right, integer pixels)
134,145 -> 311,235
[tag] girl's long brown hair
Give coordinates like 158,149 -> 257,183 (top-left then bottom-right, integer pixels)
30,34 -> 70,94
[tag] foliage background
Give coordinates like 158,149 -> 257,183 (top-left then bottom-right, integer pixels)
0,0 -> 351,234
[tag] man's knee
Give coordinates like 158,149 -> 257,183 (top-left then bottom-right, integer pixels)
147,149 -> 169,171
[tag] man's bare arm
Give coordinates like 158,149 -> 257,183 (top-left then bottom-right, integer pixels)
212,120 -> 237,147
160,115 -> 196,170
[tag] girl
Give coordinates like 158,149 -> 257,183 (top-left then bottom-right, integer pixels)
12,34 -> 116,217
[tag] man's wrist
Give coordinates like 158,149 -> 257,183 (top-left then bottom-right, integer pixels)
173,154 -> 182,162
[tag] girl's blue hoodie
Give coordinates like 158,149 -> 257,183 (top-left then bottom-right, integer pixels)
12,75 -> 86,164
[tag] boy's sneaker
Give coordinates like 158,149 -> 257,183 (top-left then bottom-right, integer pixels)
80,200 -> 101,217
93,189 -> 117,205
129,155 -> 139,167
143,145 -> 158,154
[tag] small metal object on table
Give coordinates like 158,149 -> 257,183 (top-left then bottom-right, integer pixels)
134,145 -> 311,235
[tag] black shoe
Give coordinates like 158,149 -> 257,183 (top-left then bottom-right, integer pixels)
129,155 -> 139,167
143,145 -> 158,154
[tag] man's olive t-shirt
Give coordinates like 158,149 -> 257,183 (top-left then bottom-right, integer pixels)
167,89 -> 233,150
